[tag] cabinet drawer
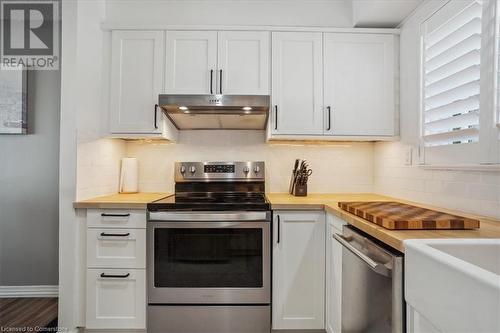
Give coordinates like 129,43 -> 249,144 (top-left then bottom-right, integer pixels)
86,268 -> 146,329
87,209 -> 146,229
87,229 -> 146,269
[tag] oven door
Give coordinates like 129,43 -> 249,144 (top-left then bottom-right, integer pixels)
147,212 -> 270,304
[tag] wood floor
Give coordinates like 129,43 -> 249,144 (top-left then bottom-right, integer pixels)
0,298 -> 58,330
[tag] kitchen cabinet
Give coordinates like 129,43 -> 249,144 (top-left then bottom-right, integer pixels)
323,33 -> 396,136
165,30 -> 270,95
272,210 -> 325,330
165,31 -> 218,94
407,305 -> 441,333
109,31 -> 166,136
271,32 -> 324,135
85,209 -> 147,330
86,268 -> 146,329
87,228 -> 146,269
217,31 -> 270,95
269,31 -> 398,140
325,213 -> 346,333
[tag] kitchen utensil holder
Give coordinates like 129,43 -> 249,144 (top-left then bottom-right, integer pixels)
293,184 -> 307,197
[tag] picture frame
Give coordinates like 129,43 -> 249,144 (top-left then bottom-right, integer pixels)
0,64 -> 28,134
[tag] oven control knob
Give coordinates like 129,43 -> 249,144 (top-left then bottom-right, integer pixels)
253,165 -> 261,174
180,165 -> 186,174
189,166 -> 196,174
243,166 -> 250,174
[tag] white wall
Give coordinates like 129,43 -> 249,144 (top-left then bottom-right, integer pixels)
126,131 -> 374,193
0,70 -> 60,286
104,0 -> 353,27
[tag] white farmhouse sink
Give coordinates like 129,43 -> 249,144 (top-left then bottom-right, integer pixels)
405,239 -> 500,333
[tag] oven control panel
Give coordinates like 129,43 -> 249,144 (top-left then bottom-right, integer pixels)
204,164 -> 235,173
175,161 -> 265,182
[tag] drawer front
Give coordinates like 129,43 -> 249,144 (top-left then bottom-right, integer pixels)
87,229 -> 146,269
87,209 -> 146,229
86,268 -> 146,329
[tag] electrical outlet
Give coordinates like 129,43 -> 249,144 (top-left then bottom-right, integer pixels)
405,146 -> 413,166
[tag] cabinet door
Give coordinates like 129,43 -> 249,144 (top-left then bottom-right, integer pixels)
324,33 -> 395,136
272,211 -> 325,330
326,214 -> 344,333
165,31 -> 217,94
217,31 -> 270,95
271,32 -> 324,135
86,268 -> 146,329
110,31 -> 164,134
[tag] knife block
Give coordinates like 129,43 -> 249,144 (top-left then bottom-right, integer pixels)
292,184 -> 307,197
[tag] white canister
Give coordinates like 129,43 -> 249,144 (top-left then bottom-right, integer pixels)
119,157 -> 139,193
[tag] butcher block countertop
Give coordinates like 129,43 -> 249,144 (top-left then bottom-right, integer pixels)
73,192 -> 171,209
74,192 -> 500,252
268,193 -> 500,252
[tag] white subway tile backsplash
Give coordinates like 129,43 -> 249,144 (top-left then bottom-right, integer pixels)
75,134 -> 500,220
76,138 -> 126,200
374,141 -> 500,219
125,131 -> 374,194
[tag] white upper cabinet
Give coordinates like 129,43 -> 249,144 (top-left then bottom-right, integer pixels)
271,32 -> 324,135
323,33 -> 396,136
109,31 -> 164,134
165,31 -> 218,94
217,31 -> 270,95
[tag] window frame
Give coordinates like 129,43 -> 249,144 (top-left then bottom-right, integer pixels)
418,0 -> 500,166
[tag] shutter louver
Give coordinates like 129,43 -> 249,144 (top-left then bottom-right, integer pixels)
423,1 -> 482,147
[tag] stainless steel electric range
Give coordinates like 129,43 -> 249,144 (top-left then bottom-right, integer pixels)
147,161 -> 271,333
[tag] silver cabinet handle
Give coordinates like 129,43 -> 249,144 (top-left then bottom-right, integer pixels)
333,233 -> 391,277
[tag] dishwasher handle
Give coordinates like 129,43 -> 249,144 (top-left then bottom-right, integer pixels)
333,233 -> 391,277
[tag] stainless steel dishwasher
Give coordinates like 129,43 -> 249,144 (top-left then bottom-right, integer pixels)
333,225 -> 405,333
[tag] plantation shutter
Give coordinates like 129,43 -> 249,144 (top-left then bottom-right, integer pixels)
422,1 -> 483,147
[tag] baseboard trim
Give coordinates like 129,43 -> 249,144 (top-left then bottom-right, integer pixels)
0,285 -> 58,298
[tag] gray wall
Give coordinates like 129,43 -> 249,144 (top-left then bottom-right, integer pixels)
0,70 -> 60,285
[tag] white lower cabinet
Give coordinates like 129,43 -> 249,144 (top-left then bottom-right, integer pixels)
407,304 -> 442,333
272,211 -> 326,330
86,268 -> 146,329
85,209 -> 147,330
325,213 -> 346,333
87,228 -> 146,269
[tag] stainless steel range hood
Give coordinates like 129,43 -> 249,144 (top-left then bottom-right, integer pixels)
158,95 -> 270,130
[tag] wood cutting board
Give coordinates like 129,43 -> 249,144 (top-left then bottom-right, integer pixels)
338,201 -> 480,230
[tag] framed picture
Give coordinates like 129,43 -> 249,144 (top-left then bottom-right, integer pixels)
0,65 -> 28,134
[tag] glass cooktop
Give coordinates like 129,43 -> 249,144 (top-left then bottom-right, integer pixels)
148,192 -> 270,211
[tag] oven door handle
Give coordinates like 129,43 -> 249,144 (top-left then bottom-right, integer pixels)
148,211 -> 269,222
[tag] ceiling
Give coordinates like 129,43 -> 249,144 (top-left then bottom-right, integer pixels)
350,0 -> 424,28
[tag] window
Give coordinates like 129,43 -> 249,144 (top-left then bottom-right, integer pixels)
422,1 -> 483,147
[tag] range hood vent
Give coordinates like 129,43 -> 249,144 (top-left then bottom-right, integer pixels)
158,94 -> 270,130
